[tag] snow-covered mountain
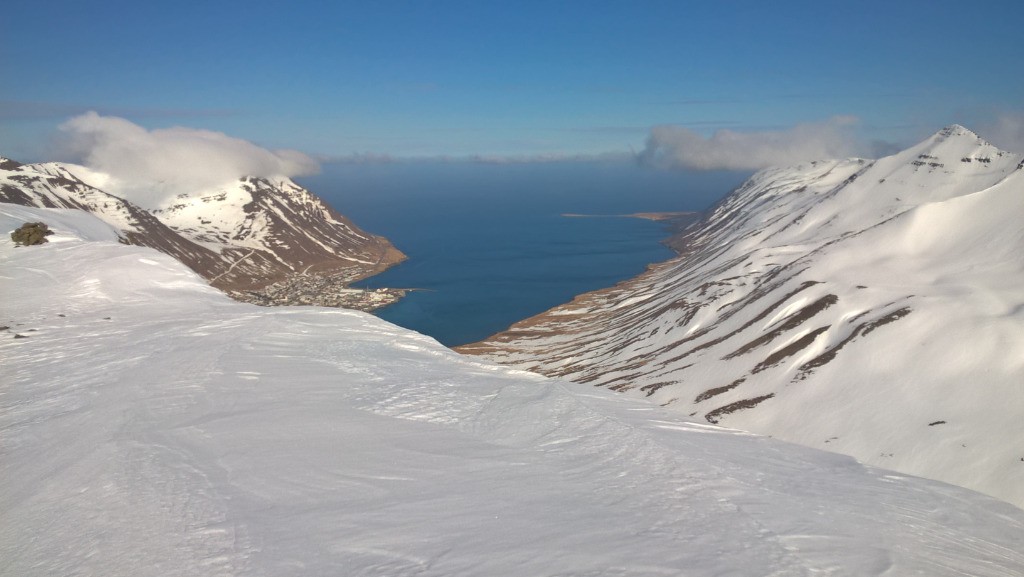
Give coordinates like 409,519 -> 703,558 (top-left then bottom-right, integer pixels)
0,157 -> 404,292
460,125 -> 1024,508
4,203 -> 1024,576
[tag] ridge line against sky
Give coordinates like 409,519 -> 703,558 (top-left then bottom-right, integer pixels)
2,0 -> 1023,164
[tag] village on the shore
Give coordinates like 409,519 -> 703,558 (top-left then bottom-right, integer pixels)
232,271 -> 407,312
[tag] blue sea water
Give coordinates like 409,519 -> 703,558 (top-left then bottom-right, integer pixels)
297,161 -> 746,346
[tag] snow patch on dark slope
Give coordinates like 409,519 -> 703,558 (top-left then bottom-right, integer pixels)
0,158 -> 404,293
2,203 -> 1024,575
461,125 -> 1024,508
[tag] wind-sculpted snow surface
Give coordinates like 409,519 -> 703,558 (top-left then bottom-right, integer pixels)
461,125 -> 1024,508
0,158 -> 404,292
3,204 -> 1024,575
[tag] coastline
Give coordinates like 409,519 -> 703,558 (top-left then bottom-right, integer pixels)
230,242 -> 411,312
563,211 -> 702,256
456,206 -> 717,353
561,211 -> 698,221
456,214 -> 699,352
352,211 -> 682,347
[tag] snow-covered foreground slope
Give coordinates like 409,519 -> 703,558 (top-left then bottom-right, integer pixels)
4,204 -> 1024,576
461,126 -> 1024,508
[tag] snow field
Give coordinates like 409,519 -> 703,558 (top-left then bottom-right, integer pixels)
3,205 -> 1024,576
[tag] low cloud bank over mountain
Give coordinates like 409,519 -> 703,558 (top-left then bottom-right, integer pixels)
639,116 -> 865,170
55,112 -> 319,208
982,112 -> 1024,154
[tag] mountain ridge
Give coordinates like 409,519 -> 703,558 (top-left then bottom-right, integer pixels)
0,157 -> 405,302
460,126 -> 1024,507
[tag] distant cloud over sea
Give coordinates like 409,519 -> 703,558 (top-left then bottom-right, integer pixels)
639,116 -> 866,170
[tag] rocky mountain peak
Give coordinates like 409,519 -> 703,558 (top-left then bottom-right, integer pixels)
1,158 -> 405,300
918,124 -> 1008,163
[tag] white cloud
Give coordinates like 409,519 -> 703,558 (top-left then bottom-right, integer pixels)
979,113 -> 1024,154
639,116 -> 865,170
55,112 -> 319,208
316,150 -> 632,166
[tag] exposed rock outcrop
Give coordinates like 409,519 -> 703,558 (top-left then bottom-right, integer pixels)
10,221 -> 53,246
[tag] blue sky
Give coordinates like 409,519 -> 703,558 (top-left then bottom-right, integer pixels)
2,0 -> 1023,164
